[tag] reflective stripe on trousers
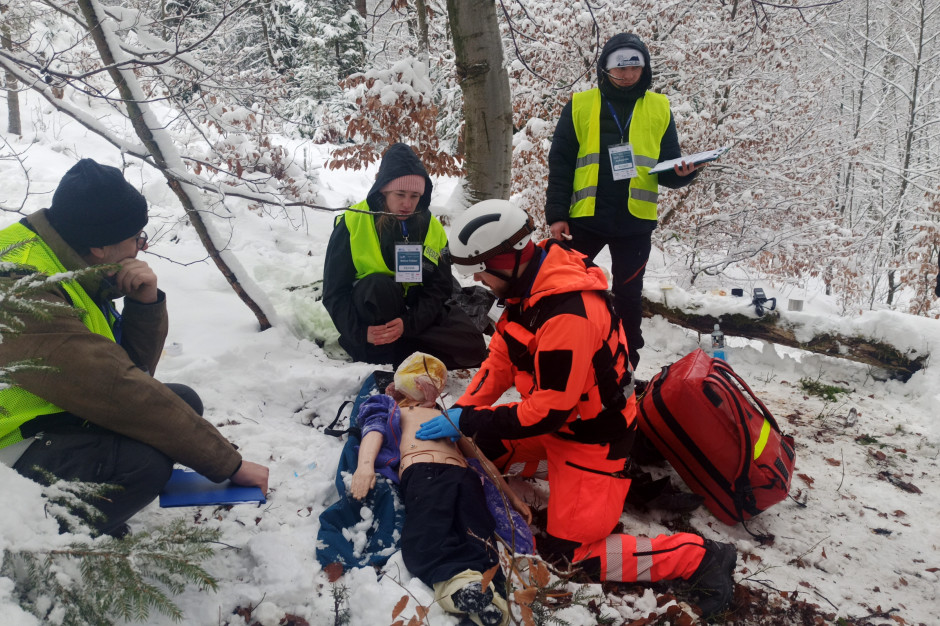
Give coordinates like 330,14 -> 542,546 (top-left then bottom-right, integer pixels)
574,533 -> 706,583
605,535 -> 654,581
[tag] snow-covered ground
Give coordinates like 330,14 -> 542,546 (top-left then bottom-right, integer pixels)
2,94 -> 939,625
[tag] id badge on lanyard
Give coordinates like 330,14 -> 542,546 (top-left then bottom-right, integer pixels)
606,99 -> 637,180
609,143 -> 637,180
395,243 -> 423,282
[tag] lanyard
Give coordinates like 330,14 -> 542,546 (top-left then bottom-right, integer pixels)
400,219 -> 409,241
101,300 -> 123,344
605,99 -> 634,143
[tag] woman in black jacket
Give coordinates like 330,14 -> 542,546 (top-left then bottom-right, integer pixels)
544,33 -> 703,369
322,143 -> 486,369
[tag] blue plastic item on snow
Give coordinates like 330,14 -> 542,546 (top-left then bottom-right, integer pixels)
159,469 -> 265,507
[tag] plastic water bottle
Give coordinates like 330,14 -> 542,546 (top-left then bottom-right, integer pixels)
710,323 -> 726,361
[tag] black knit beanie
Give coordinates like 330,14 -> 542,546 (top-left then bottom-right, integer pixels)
46,158 -> 148,249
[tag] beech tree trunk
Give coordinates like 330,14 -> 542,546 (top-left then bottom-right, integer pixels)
414,0 -> 430,62
76,0 -> 272,330
446,0 -> 512,202
2,19 -> 21,136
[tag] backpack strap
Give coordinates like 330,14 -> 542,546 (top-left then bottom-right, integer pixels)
324,400 -> 357,438
707,362 -> 776,542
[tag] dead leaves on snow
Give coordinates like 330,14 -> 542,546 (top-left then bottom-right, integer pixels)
877,470 -> 922,494
390,596 -> 427,626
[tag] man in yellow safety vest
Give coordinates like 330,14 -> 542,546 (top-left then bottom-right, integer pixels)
0,158 -> 268,536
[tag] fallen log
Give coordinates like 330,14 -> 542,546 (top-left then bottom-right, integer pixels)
642,298 -> 926,382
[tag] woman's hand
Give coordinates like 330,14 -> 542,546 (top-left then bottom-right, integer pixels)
367,318 -> 404,345
549,221 -> 572,241
673,160 -> 703,177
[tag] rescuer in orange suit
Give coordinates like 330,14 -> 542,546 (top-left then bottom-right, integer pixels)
416,200 -> 737,619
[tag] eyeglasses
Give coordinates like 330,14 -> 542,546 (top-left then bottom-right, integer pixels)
135,231 -> 149,251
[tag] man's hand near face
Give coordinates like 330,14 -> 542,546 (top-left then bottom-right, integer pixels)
114,258 -> 159,304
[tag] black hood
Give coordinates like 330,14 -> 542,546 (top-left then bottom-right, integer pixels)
597,33 -> 652,97
366,143 -> 433,213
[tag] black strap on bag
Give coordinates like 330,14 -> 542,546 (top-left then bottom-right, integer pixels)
324,370 -> 394,439
324,400 -> 360,439
707,361 -> 780,542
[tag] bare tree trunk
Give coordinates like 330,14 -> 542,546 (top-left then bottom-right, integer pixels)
76,0 -> 273,330
258,7 -> 278,70
414,0 -> 430,62
355,0 -> 367,19
1,17 -> 21,136
446,0 -> 512,203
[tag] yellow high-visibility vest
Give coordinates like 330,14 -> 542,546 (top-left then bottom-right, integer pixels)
0,222 -> 115,448
337,201 -> 447,292
569,88 -> 671,221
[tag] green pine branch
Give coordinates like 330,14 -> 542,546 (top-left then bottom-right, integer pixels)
1,244 -> 116,412
2,519 -> 221,626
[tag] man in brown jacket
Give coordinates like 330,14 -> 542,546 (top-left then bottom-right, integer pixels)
0,158 -> 268,536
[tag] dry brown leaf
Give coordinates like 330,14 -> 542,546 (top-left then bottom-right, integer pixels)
514,588 -> 538,606
323,562 -> 344,583
392,596 -> 409,619
415,606 -> 428,619
521,603 -> 535,626
657,592 -> 678,607
407,616 -> 421,626
825,458 -> 841,466
481,564 -> 500,591
798,473 -> 815,486
532,560 -> 551,587
676,613 -> 697,626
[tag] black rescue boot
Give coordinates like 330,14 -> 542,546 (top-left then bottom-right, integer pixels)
684,539 -> 736,620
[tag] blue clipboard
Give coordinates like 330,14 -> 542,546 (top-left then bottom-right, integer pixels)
159,468 -> 266,507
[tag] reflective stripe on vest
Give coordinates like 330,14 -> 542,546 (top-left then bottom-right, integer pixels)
569,88 -> 671,221
338,201 -> 447,292
0,223 -> 115,448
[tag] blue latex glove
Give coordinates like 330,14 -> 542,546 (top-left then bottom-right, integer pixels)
415,407 -> 463,441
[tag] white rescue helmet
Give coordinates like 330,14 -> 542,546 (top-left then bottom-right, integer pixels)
448,200 -> 534,276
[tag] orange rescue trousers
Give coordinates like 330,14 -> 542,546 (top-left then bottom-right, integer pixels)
494,433 -> 706,583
